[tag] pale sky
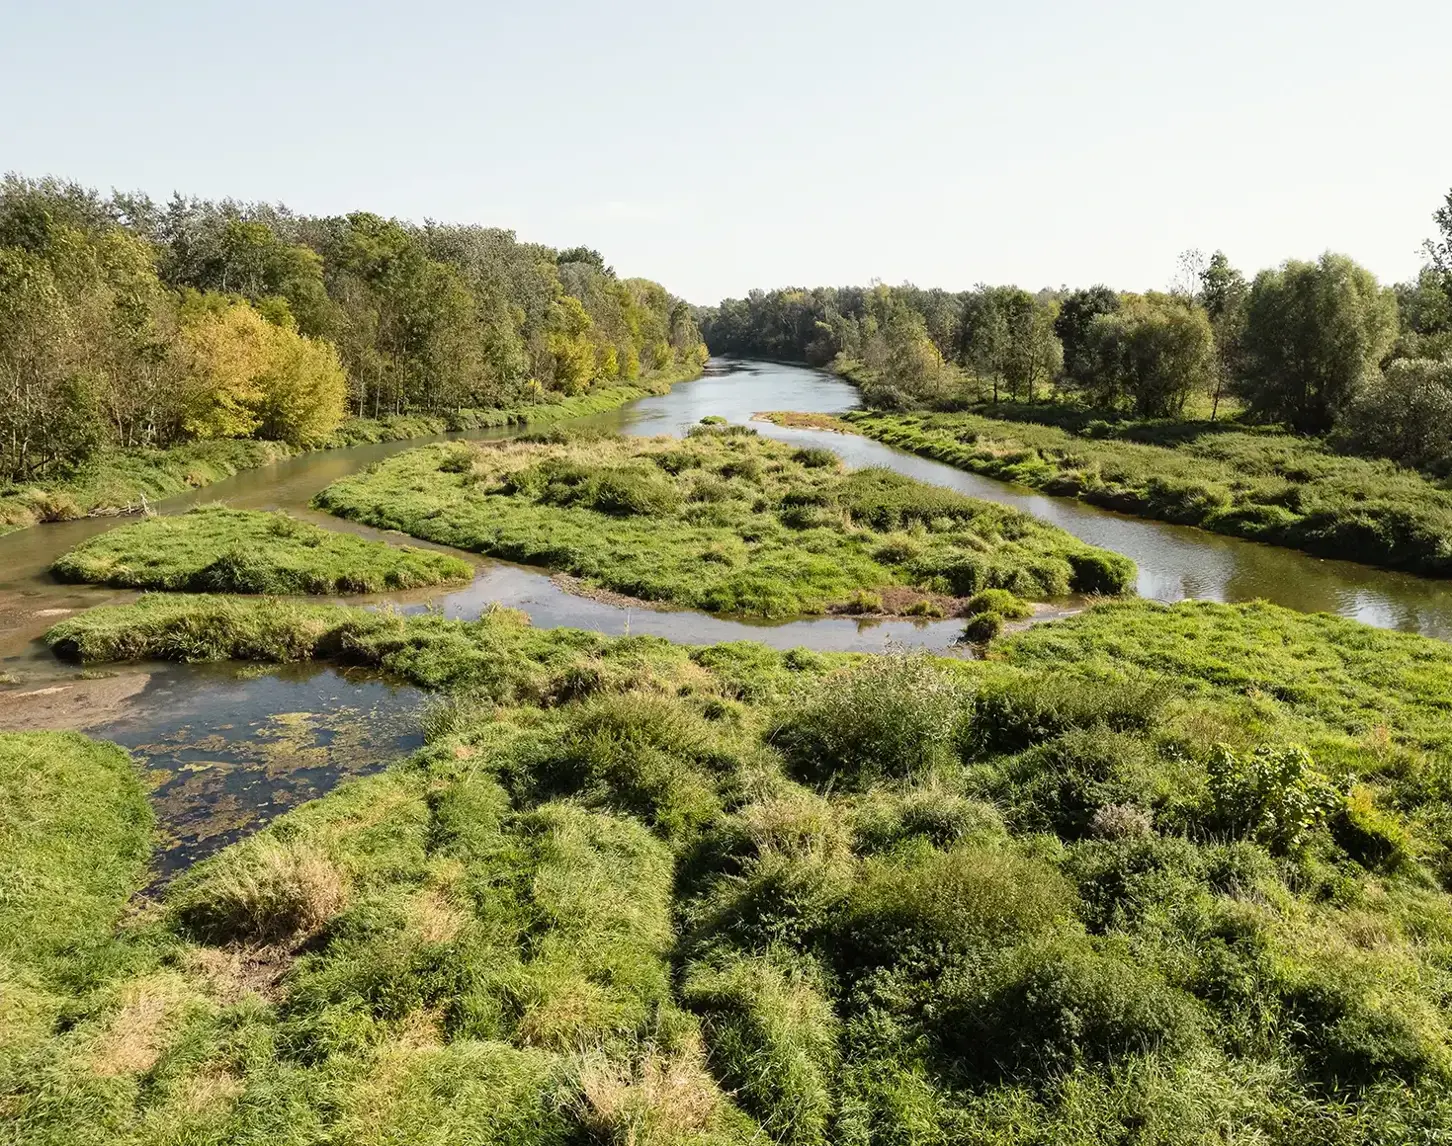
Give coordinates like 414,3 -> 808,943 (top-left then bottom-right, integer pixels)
3,0 -> 1448,303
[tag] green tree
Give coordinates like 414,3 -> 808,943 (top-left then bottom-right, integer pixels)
1198,251 -> 1248,420
1337,358 -> 1452,472
1053,285 -> 1120,390
1239,253 -> 1398,432
1085,295 -> 1214,416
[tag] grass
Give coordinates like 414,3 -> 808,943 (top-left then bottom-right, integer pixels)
312,427 -> 1135,617
15,598 -> 1452,1141
50,505 -> 472,594
0,732 -> 152,1068
838,405 -> 1452,576
0,366 -> 702,537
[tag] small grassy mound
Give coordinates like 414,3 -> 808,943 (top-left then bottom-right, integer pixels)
50,505 -> 472,594
312,430 -> 1135,617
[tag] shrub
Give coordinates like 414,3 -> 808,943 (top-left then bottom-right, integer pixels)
990,727 -> 1159,838
965,673 -> 1166,757
1068,550 -> 1138,595
771,653 -> 968,787
792,446 -> 839,469
834,846 -> 1075,973
169,835 -> 348,944
851,784 -> 1005,853
936,938 -> 1202,1078
1207,743 -> 1338,854
541,695 -> 724,841
961,611 -> 1003,644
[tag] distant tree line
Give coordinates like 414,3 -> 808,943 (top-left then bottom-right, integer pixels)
0,175 -> 706,483
700,190 -> 1452,468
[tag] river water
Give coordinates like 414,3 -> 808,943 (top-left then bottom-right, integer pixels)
5,358 -> 1451,870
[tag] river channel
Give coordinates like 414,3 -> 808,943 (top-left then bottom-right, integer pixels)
5,358 -> 1452,873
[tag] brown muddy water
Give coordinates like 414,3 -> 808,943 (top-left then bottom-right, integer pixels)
5,358 -> 1452,873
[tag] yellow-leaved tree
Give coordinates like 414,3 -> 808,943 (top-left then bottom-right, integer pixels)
176,300 -> 270,439
176,297 -> 346,446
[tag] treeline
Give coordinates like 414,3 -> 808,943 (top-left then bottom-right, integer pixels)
0,175 -> 707,483
700,190 -> 1452,464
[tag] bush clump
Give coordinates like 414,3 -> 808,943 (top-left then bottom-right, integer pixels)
169,835 -> 349,944
771,653 -> 968,787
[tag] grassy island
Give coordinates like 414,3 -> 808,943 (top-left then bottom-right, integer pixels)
12,597 -> 1452,1142
312,426 -> 1136,617
50,506 -> 473,595
836,406 -> 1452,576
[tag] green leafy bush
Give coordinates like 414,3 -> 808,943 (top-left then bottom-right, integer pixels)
771,653 -> 968,787
1207,743 -> 1339,854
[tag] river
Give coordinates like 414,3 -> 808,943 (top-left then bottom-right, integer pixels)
5,358 -> 1451,871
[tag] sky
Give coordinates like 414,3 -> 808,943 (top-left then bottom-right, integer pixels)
2,0 -> 1449,304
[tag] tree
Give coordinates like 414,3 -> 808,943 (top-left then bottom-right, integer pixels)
1198,251 -> 1248,420
1337,358 -> 1452,472
1238,253 -> 1399,432
1393,266 -> 1452,361
1085,295 -> 1214,416
1053,286 -> 1120,391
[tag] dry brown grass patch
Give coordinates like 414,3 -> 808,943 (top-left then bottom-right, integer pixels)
574,1037 -> 723,1145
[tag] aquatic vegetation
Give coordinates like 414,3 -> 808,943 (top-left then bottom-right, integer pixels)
312,429 -> 1135,617
845,407 -> 1452,576
14,602 -> 1452,1141
50,505 -> 472,594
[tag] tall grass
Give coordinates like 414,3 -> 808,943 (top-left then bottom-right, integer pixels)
13,599 -> 1452,1142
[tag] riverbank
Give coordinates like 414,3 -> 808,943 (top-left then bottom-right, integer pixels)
758,406 -> 1452,577
0,366 -> 702,538
12,598 -> 1452,1141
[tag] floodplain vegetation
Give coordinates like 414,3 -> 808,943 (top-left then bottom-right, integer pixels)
0,374 -> 694,538
50,506 -> 472,595
10,596 -> 1452,1143
312,425 -> 1135,619
841,407 -> 1452,576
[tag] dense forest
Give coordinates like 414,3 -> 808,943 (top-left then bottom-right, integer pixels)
0,175 -> 707,484
699,190 -> 1452,467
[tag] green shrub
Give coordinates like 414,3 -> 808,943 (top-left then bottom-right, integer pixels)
961,611 -> 1003,643
851,785 -> 1005,853
936,938 -> 1202,1078
1068,550 -> 1138,595
169,835 -> 349,944
988,727 -> 1160,838
770,653 -> 968,788
792,446 -> 839,469
834,846 -> 1075,973
966,673 -> 1167,756
539,695 -> 724,841
1207,743 -> 1339,854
